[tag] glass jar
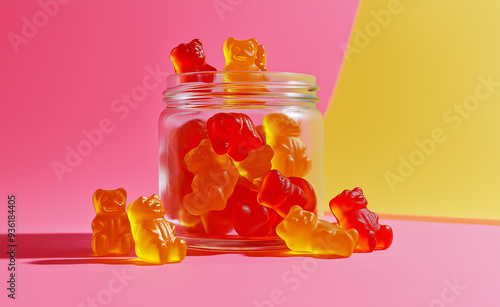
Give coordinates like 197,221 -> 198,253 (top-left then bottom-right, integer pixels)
159,71 -> 323,251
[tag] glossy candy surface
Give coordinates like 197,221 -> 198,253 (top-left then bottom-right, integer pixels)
170,39 -> 217,83
276,205 -> 359,256
165,119 -> 208,220
329,187 -> 393,252
184,139 -> 239,215
263,113 -> 311,177
234,144 -> 274,188
257,170 -> 307,217
91,188 -> 133,256
232,189 -> 271,237
207,113 -> 263,162
127,194 -> 187,264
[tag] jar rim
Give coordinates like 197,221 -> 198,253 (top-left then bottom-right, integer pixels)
164,71 -> 320,105
166,71 -> 318,90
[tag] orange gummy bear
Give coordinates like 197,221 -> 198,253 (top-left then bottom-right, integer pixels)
91,188 -> 133,256
234,144 -> 274,188
263,113 -> 312,177
255,45 -> 268,71
276,205 -> 359,257
127,194 -> 187,264
222,37 -> 268,85
184,139 -> 239,215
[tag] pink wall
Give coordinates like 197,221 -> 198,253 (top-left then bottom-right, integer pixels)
0,0 -> 359,233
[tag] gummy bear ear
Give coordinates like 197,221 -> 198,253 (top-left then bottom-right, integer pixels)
192,39 -> 202,46
225,37 -> 236,48
117,188 -> 127,200
249,38 -> 258,48
93,189 -> 103,202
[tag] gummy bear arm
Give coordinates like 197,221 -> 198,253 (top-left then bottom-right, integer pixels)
91,216 -> 107,232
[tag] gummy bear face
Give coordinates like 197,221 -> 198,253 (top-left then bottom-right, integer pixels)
281,205 -> 317,236
93,188 -> 127,215
171,39 -> 207,68
224,37 -> 258,68
129,195 -> 166,219
339,187 -> 368,210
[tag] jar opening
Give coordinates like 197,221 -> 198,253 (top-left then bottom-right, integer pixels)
163,71 -> 320,105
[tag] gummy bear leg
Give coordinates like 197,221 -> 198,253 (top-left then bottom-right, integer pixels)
92,233 -> 110,256
356,229 -> 377,252
159,240 -> 187,263
375,225 -> 393,250
118,232 -> 134,255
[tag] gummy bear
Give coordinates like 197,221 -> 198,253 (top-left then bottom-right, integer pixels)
91,188 -> 133,256
223,37 -> 260,72
329,187 -> 393,252
233,190 -> 271,237
207,113 -> 263,162
255,45 -> 268,71
289,177 -> 317,214
234,144 -> 274,188
200,185 -> 249,235
257,170 -> 307,217
267,207 -> 284,235
184,139 -> 239,215
263,113 -> 312,177
164,119 -> 208,220
170,39 -> 217,83
127,194 -> 187,264
276,205 -> 359,257
179,206 -> 205,234
222,37 -> 268,85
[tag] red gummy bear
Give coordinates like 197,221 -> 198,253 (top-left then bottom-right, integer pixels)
329,187 -> 393,252
207,113 -> 263,162
170,39 -> 217,83
164,119 -> 207,221
200,185 -> 249,235
289,177 -> 317,214
233,190 -> 271,237
257,170 -> 307,217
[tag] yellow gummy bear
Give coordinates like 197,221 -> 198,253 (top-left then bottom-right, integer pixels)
276,205 -> 359,257
263,113 -> 312,177
234,144 -> 274,189
127,194 -> 186,264
184,139 -> 239,215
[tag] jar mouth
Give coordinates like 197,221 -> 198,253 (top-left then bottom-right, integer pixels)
164,71 -> 320,105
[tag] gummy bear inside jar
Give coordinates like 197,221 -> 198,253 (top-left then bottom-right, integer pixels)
159,71 -> 323,251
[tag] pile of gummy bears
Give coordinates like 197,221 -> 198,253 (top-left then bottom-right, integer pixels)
89,38 -> 393,264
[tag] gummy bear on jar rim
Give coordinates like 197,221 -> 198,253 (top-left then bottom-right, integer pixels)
170,39 -> 217,83
222,37 -> 269,85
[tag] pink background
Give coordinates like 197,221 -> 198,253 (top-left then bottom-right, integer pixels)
0,0 -> 359,233
1,2 -> 500,306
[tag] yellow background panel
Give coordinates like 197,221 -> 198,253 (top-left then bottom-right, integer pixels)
325,0 -> 500,220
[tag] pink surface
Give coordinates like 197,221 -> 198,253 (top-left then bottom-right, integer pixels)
1,218 -> 499,306
0,0 -> 359,233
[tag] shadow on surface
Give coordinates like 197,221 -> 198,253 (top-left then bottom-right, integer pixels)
0,233 -> 95,258
0,233 -> 349,263
28,258 -> 158,266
